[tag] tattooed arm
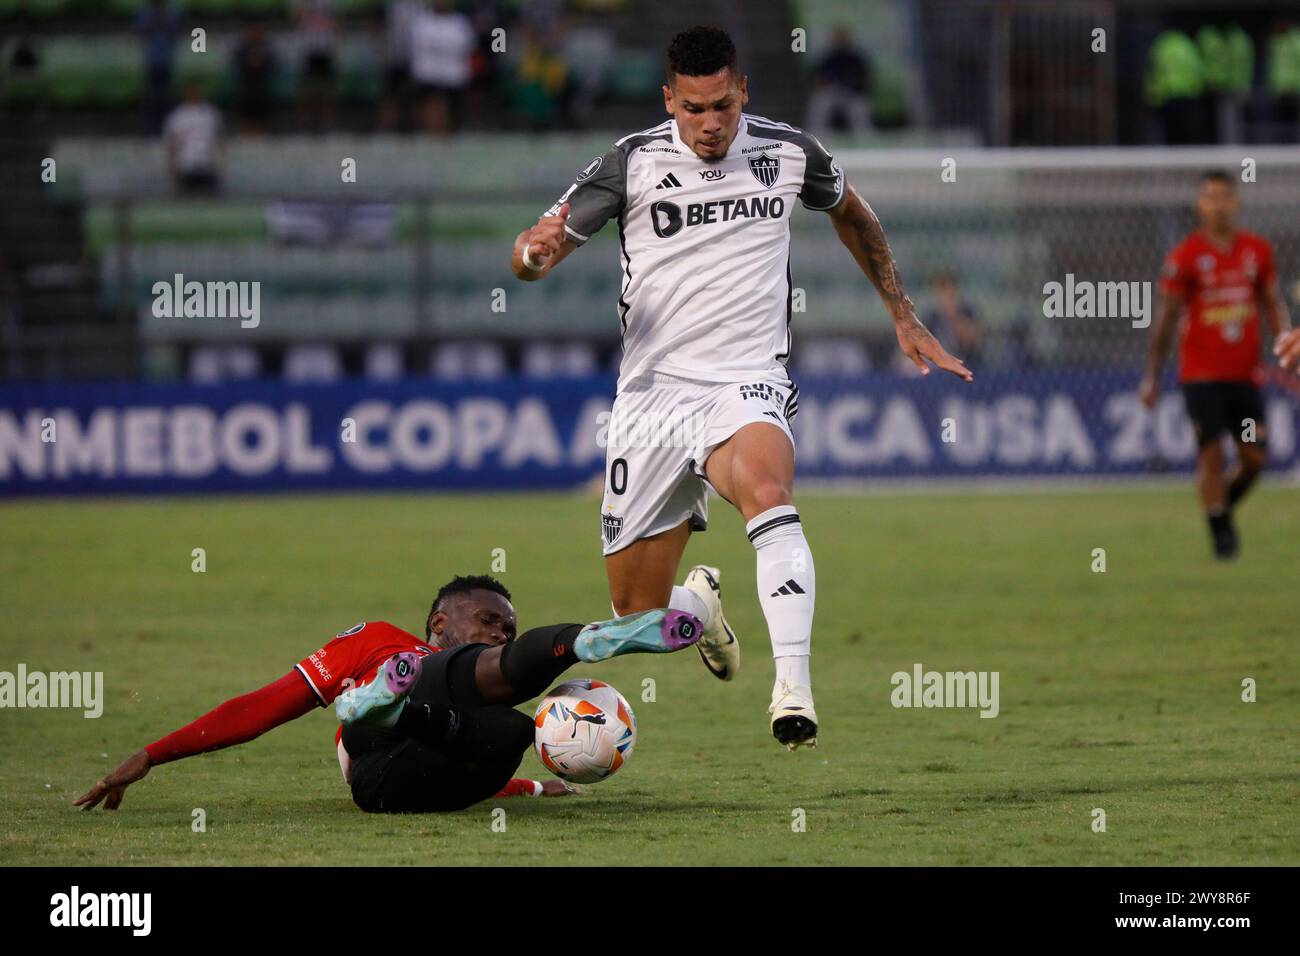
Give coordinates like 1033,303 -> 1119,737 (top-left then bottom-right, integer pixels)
828,183 -> 973,381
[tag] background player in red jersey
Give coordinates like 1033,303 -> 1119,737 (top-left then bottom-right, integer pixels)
75,575 -> 700,813
1139,170 -> 1292,559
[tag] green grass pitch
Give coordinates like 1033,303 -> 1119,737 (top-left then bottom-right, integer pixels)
1,487 -> 1297,866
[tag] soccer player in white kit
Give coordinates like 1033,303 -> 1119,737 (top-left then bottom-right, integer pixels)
511,26 -> 972,750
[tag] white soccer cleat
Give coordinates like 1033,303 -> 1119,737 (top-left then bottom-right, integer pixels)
769,680 -> 818,750
683,565 -> 740,681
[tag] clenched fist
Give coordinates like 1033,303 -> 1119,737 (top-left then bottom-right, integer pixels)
519,202 -> 570,271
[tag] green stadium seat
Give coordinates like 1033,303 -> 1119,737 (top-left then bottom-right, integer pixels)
871,75 -> 908,128
172,35 -> 230,98
35,36 -> 147,108
45,50 -> 95,108
0,70 -> 46,108
96,47 -> 146,108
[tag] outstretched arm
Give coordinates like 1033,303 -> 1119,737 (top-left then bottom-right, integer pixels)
495,778 -> 583,798
74,670 -> 318,810
828,183 -> 973,381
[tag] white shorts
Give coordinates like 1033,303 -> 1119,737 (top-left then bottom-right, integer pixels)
599,373 -> 799,555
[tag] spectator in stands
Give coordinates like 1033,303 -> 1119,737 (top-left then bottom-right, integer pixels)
293,0 -> 340,133
1144,28 -> 1206,144
807,25 -> 872,134
410,0 -> 477,133
232,22 -> 280,136
4,36 -> 42,114
163,84 -> 223,195
1197,24 -> 1252,144
1267,20 -> 1300,141
925,271 -> 981,366
136,0 -> 183,134
379,0 -> 424,131
464,0 -> 511,127
512,21 -> 571,131
520,0 -> 565,37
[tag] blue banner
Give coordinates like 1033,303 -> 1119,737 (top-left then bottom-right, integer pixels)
1,373 -> 1296,495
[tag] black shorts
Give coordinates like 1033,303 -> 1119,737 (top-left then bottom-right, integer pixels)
1181,381 -> 1267,449
415,81 -> 465,122
385,63 -> 412,98
342,644 -> 532,813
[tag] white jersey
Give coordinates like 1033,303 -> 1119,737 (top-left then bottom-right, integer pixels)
543,113 -> 846,390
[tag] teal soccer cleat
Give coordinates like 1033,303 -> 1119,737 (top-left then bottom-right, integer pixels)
573,609 -> 702,663
334,651 -> 423,728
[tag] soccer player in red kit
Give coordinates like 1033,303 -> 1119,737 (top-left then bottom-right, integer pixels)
76,575 -> 700,813
1139,170 -> 1292,559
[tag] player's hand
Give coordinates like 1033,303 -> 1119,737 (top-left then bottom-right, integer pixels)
521,202 -> 570,269
895,317 -> 973,381
1138,374 -> 1160,409
1274,328 -> 1300,370
74,749 -> 151,811
539,779 -> 584,797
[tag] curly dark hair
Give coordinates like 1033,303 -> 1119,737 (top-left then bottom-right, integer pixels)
426,574 -> 512,638
665,25 -> 738,83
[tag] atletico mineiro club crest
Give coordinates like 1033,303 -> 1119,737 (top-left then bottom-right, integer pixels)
749,152 -> 780,189
602,511 -> 623,546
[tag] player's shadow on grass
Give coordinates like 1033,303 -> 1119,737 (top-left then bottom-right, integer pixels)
292,796 -> 774,819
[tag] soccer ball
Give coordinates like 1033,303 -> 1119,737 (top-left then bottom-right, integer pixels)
533,679 -> 637,784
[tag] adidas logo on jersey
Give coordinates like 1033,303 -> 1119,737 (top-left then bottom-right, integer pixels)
655,173 -> 683,190
770,579 -> 806,597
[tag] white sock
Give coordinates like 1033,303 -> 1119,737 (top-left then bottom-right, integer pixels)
669,585 -> 712,630
775,655 -> 811,688
748,505 -> 815,680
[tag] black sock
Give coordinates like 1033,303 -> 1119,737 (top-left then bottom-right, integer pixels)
1207,509 -> 1232,537
497,622 -> 583,700
1226,471 -> 1259,509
